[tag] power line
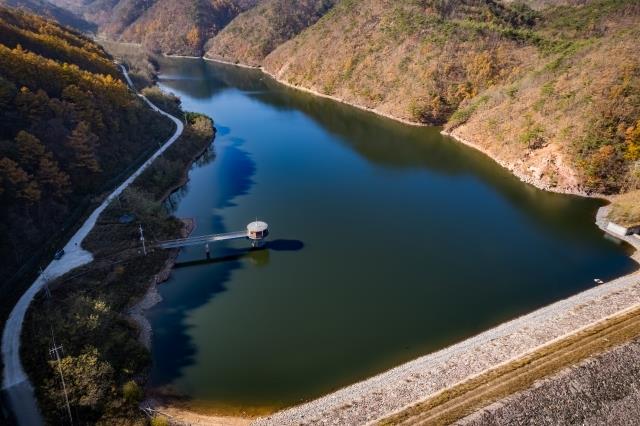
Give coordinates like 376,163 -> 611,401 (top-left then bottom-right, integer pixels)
139,223 -> 147,256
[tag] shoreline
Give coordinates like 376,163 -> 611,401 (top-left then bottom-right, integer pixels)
122,115 -> 231,422
441,130 -> 595,198
202,56 -> 428,127
254,271 -> 640,425
127,218 -> 195,350
260,68 -> 432,127
202,57 -> 613,198
148,54 -> 640,425
126,116 -> 216,348
252,208 -> 640,425
597,206 -> 640,263
148,52 -> 614,200
164,53 -> 203,60
201,56 -> 610,199
142,398 -> 252,426
202,55 -> 261,69
383,302 -> 640,424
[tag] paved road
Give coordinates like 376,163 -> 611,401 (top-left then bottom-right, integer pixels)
1,66 -> 184,425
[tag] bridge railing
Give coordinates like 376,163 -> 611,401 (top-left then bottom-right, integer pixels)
156,230 -> 249,249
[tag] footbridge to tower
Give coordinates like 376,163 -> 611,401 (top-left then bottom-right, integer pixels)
156,221 -> 269,251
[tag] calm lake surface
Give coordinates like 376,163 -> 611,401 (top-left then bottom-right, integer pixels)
148,57 -> 637,413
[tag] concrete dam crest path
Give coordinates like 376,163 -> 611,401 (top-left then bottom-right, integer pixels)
1,65 -> 185,426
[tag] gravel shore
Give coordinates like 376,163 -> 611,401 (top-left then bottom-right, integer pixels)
452,207 -> 640,426
253,209 -> 639,425
128,280 -> 162,350
457,336 -> 640,426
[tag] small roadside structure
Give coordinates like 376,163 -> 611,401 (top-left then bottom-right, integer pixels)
118,213 -> 136,224
606,222 -> 640,237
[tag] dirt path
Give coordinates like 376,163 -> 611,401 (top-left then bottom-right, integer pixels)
378,305 -> 640,425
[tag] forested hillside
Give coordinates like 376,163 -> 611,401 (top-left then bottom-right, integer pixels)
0,6 -> 174,292
206,0 -> 336,66
116,0 -> 245,55
9,0 -> 640,194
0,0 -> 95,31
262,0 -> 640,194
44,0 -> 258,55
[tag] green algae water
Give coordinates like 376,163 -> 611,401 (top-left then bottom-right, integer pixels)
147,57 -> 637,413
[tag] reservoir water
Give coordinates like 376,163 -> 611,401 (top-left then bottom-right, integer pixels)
147,57 -> 637,414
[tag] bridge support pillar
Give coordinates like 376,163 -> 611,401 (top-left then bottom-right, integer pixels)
251,240 -> 265,249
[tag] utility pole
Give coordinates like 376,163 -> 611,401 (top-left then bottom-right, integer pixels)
139,224 -> 147,256
40,268 -> 51,299
50,330 -> 73,426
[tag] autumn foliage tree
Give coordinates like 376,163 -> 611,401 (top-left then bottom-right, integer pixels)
0,156 -> 40,203
626,120 -> 640,161
66,121 -> 101,174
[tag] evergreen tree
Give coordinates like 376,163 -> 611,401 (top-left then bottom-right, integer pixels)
0,156 -> 40,202
16,130 -> 45,171
14,87 -> 50,123
0,76 -> 16,111
37,154 -> 71,197
626,120 -> 640,161
66,121 -> 101,173
62,85 -> 104,130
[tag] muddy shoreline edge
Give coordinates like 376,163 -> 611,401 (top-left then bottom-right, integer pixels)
125,125 -> 215,349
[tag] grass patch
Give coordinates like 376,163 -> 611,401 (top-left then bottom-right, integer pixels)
447,95 -> 489,128
519,115 -> 546,149
608,190 -> 640,227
